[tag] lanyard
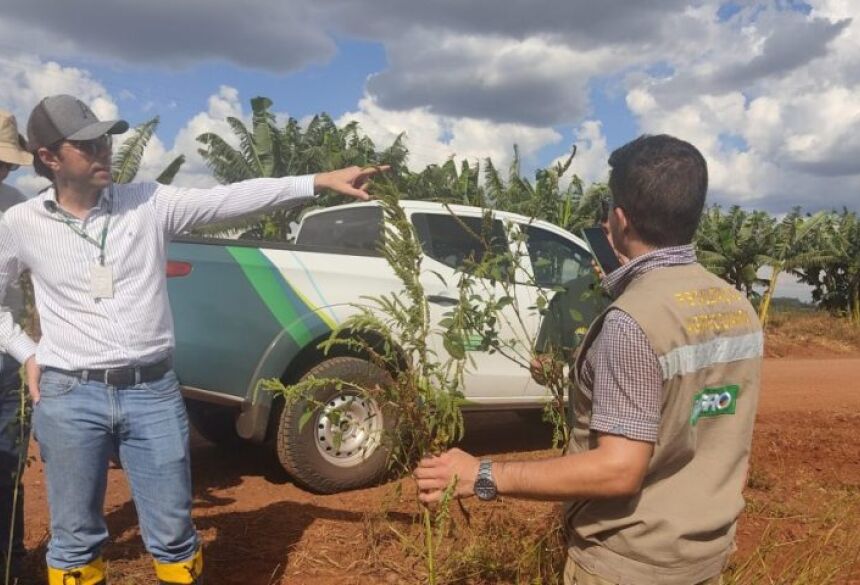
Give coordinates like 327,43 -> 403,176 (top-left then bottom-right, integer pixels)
52,186 -> 114,266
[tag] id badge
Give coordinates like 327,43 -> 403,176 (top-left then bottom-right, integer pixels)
90,263 -> 114,299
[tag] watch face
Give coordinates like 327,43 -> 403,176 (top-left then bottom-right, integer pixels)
474,476 -> 497,501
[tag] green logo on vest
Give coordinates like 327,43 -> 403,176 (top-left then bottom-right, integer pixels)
690,385 -> 739,426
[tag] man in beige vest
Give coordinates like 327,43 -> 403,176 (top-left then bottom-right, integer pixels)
415,134 -> 763,585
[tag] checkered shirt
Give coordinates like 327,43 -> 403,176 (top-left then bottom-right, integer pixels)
579,245 -> 697,442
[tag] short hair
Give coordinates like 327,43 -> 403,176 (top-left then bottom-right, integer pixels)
608,134 -> 708,247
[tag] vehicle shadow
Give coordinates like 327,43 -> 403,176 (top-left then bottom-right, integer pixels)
98,497 -> 371,585
459,410 -> 555,456
93,434 -> 419,584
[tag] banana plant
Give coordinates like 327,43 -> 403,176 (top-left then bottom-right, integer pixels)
695,206 -> 775,300
796,211 -> 860,324
197,98 -> 406,239
398,157 -> 483,205
111,116 -> 185,185
758,209 -> 832,325
482,144 -> 602,233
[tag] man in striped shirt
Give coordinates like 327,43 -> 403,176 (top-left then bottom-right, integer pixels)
0,94 -> 383,585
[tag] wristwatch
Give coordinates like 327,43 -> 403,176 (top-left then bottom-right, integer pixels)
474,459 -> 498,501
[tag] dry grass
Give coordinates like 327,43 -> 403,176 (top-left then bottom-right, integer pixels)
418,482 -> 860,585
725,486 -> 860,585
359,501 -> 566,585
765,310 -> 860,357
352,484 -> 860,585
350,453 -> 860,585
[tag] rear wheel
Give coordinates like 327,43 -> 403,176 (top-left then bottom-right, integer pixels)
277,357 -> 394,494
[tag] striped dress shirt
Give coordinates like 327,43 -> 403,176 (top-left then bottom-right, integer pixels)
0,176 -> 315,370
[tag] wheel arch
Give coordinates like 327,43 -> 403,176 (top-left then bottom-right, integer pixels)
236,323 -> 405,443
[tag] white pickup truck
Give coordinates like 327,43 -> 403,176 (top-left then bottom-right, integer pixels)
167,200 -> 596,492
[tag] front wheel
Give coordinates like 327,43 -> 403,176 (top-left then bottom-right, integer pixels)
276,357 -> 394,494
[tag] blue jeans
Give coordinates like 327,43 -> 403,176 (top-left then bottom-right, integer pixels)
33,368 -> 199,570
0,354 -> 26,572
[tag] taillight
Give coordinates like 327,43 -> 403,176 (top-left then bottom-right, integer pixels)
166,261 -> 192,278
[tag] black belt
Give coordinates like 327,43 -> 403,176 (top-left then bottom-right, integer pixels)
44,357 -> 172,387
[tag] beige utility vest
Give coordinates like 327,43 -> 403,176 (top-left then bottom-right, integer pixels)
566,263 -> 763,585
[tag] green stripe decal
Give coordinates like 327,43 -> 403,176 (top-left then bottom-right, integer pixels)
290,251 -> 338,329
226,246 -> 315,346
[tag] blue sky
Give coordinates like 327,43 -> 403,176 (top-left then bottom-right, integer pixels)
77,39 -> 390,142
0,0 -> 857,222
83,41 -> 641,175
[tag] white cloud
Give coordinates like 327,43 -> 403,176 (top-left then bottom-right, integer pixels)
0,53 -> 119,123
134,85 -> 245,188
621,3 -> 859,212
626,88 -> 767,203
366,31 -> 631,127
1,0 -> 858,214
0,0 -> 334,73
775,86 -> 860,176
566,121 -> 610,186
337,96 -> 561,171
0,52 -> 123,198
1,0 -> 705,128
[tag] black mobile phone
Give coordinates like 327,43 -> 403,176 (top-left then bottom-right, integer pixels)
581,226 -> 622,275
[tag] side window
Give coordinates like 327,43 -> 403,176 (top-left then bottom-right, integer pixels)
411,213 -> 510,275
523,225 -> 591,287
296,206 -> 383,254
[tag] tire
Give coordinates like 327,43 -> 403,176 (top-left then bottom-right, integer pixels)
277,357 -> 394,494
186,400 -> 244,447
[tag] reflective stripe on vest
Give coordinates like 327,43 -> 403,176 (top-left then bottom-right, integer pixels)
658,331 -> 764,381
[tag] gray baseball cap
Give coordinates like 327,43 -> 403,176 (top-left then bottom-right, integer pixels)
27,94 -> 128,151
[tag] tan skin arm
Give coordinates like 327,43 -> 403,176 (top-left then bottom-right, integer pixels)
313,165 -> 389,200
414,433 -> 653,503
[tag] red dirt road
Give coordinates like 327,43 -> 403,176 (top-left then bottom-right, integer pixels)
759,357 -> 860,412
17,357 -> 860,584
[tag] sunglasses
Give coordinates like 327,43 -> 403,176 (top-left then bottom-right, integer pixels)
0,161 -> 20,172
66,135 -> 112,157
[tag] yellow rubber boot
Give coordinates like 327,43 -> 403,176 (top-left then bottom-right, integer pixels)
47,558 -> 106,585
154,548 -> 203,584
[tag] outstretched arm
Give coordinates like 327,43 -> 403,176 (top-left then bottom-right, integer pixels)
155,166 -> 389,236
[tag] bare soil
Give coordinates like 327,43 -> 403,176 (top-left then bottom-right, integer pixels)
17,356 -> 860,584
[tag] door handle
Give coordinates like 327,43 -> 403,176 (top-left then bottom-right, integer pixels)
426,295 -> 458,306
